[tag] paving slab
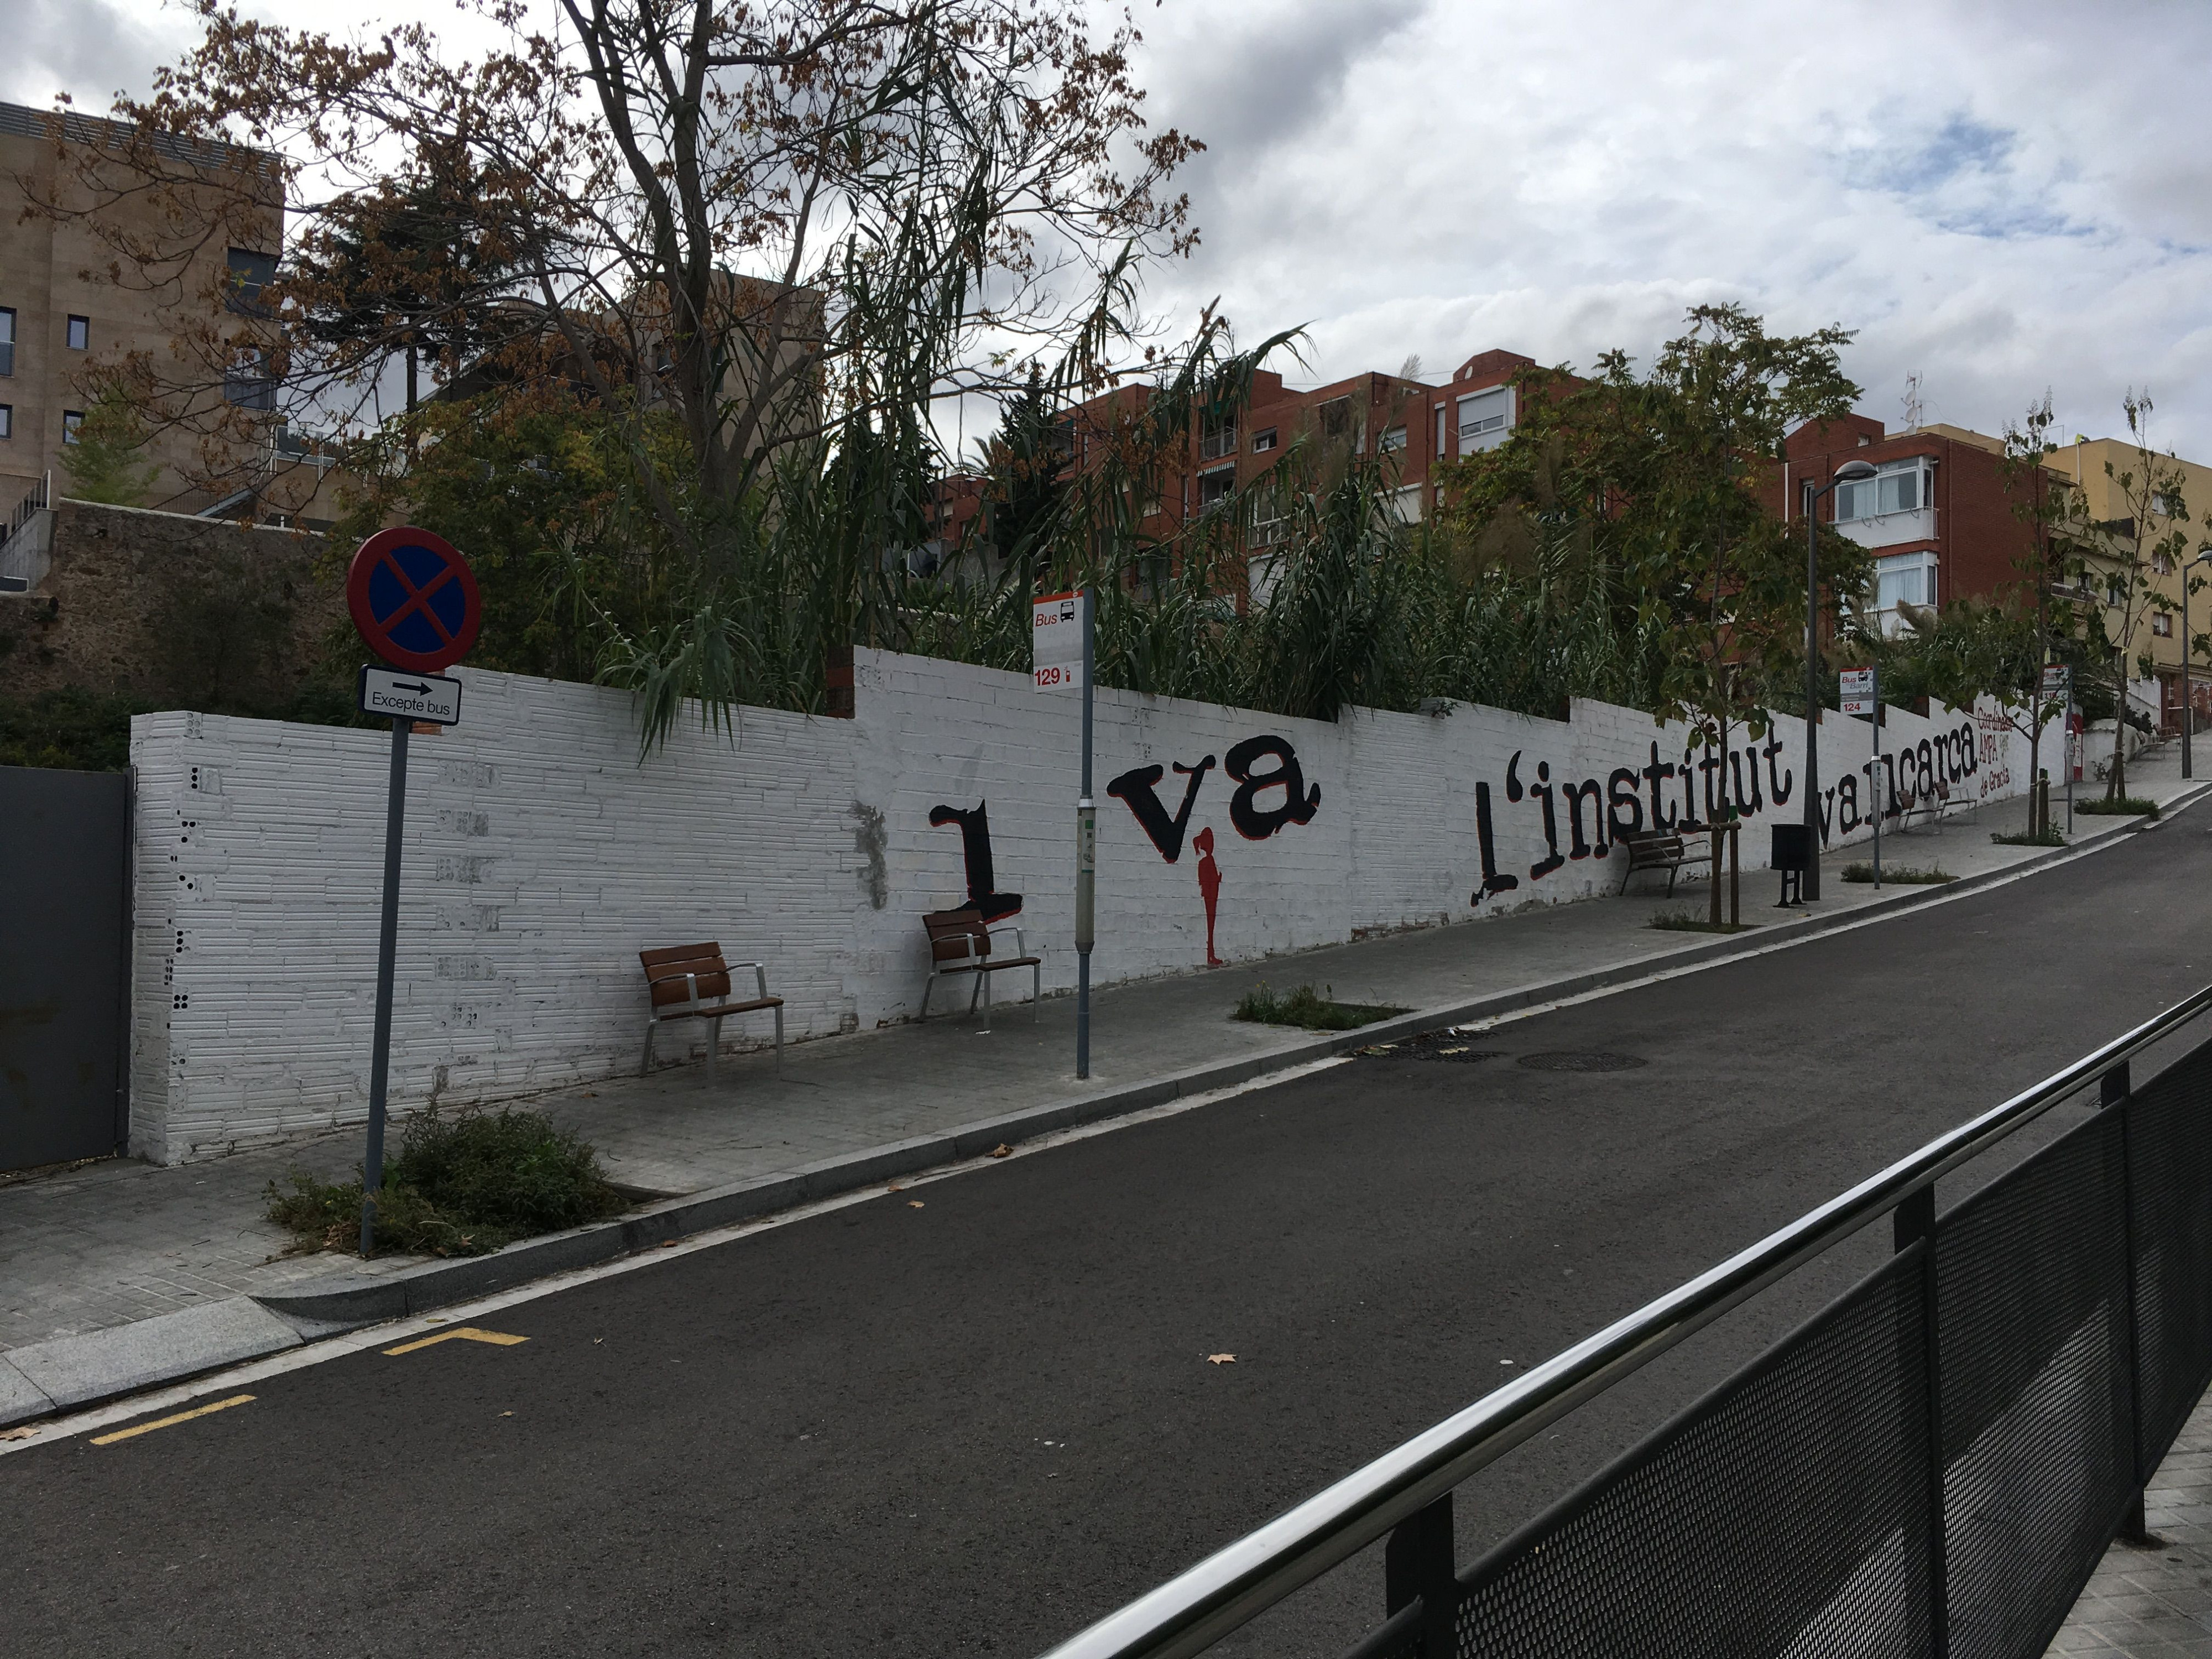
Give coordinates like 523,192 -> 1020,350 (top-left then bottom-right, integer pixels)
2049,1389 -> 2212,1656
0,1356 -> 56,1428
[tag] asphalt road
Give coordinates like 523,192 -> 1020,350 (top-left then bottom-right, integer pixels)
10,803 -> 2212,1658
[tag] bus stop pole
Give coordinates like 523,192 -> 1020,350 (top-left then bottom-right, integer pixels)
1076,590 -> 1096,1080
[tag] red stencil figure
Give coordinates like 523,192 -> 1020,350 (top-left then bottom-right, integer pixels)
1193,826 -> 1224,967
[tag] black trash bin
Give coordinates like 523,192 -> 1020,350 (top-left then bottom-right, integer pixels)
1771,823 -> 1812,906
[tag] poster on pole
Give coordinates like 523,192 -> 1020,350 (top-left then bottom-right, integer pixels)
1033,590 -> 1086,691
1839,667 -> 1876,717
2041,665 -> 2072,707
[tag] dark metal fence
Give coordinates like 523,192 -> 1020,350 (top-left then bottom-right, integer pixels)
1040,989 -> 2212,1659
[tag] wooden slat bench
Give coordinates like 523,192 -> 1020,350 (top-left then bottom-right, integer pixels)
1617,828 -> 1709,896
919,910 -> 1041,1032
639,942 -> 782,1081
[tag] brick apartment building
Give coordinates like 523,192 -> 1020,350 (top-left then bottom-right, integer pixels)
930,347 -> 1545,592
0,100 -> 339,534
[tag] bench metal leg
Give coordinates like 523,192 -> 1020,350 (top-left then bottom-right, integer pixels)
980,965 -> 992,1035
707,1014 -> 723,1086
1032,960 -> 1041,1022
640,1020 -> 657,1077
967,973 -> 983,1016
919,973 -> 936,1022
773,1004 -> 784,1074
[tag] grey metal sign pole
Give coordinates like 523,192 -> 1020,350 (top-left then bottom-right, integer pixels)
1870,665 -> 1881,889
1076,589 -> 1096,1079
359,716 -> 410,1256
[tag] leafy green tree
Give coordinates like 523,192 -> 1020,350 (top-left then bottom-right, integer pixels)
60,384 -> 160,506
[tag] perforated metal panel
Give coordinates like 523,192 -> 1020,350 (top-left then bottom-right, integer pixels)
2126,1037 -> 2212,1472
1442,1254 -> 1933,1659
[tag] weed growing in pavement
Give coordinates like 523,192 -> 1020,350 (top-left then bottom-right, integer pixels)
1232,982 -> 1407,1031
2075,796 -> 2160,817
1645,908 -> 1755,934
1840,863 -> 1954,884
265,1105 -> 628,1258
1991,828 -> 2068,847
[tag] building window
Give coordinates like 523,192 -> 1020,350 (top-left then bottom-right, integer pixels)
1251,427 -> 1277,453
226,248 -> 276,314
2154,611 -> 2174,638
1199,406 -> 1237,462
67,315 -> 90,351
0,307 -> 13,377
2153,550 -> 2174,576
0,404 -> 11,440
63,409 -> 85,444
1389,483 -> 1423,523
1835,457 -> 1930,523
1872,550 -> 1937,614
1198,465 -> 1235,508
1379,425 -> 1407,454
1457,384 -> 1514,452
225,350 -> 276,410
2153,491 -> 2179,518
1316,396 -> 1354,446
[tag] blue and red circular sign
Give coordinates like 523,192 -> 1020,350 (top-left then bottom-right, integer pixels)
346,526 -> 481,673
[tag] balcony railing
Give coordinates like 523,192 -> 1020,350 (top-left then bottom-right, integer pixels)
1835,504 -> 1938,551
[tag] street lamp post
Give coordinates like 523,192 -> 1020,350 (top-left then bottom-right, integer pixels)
2185,548 -> 2211,780
1801,460 -> 1880,901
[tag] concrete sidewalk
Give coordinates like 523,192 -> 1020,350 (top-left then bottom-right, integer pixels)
2,745 -> 2199,1422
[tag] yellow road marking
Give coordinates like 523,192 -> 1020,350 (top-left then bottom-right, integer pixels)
382,1326 -> 529,1357
91,1394 -> 254,1446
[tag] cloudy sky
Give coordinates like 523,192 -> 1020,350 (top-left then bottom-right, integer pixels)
15,0 -> 2212,456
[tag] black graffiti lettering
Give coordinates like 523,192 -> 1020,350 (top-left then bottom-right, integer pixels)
1224,735 -> 1320,841
1764,731 -> 1793,805
1918,739 -> 1935,801
1729,746 -> 1763,815
1470,780 -> 1520,902
1679,747 -> 1705,831
1607,768 -> 1644,842
1838,774 -> 1859,834
1698,747 -> 1724,821
1817,786 -> 1835,845
927,802 -> 1022,920
1563,778 -> 1606,860
1105,757 -> 1216,862
1642,743 -> 1677,829
1506,749 -> 1527,803
1530,760 -> 1565,879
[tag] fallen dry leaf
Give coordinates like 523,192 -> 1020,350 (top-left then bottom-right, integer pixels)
0,1426 -> 39,1442
908,1200 -> 926,1209
499,1411 -> 514,1417
989,1144 -> 1014,1159
1207,1353 -> 1237,1365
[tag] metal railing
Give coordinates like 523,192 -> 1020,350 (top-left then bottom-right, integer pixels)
1041,984 -> 2212,1659
5,471 -> 51,545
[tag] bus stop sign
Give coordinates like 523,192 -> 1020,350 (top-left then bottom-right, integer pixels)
347,526 -> 481,673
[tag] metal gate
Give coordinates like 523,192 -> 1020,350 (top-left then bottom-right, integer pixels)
0,764 -> 130,1172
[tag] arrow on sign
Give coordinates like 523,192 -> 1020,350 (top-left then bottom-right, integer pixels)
393,681 -> 431,694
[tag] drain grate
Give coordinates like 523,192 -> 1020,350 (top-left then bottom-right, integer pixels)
1516,1051 -> 1648,1073
1354,1029 -> 1506,1063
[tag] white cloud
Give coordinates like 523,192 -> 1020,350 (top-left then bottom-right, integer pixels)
29,0 -> 2212,457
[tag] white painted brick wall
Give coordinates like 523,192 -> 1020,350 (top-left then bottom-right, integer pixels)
129,654 -> 2048,1162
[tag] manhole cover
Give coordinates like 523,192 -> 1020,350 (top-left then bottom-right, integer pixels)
1516,1051 -> 1648,1073
1354,1029 -> 1505,1063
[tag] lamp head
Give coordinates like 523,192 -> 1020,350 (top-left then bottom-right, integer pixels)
1833,460 -> 1879,483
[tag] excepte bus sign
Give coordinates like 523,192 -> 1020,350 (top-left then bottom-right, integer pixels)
1032,590 -> 1086,691
1839,666 -> 1876,718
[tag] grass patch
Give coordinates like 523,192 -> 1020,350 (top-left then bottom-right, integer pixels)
1646,907 -> 1756,934
1232,982 -> 1407,1031
265,1105 -> 628,1258
1841,863 -> 1954,884
2075,796 -> 2160,817
1991,828 -> 2068,847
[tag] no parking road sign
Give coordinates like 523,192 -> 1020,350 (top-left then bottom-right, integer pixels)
347,526 -> 481,673
343,526 -> 481,1260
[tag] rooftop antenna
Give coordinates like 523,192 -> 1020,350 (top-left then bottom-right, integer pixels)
1902,372 -> 1925,433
